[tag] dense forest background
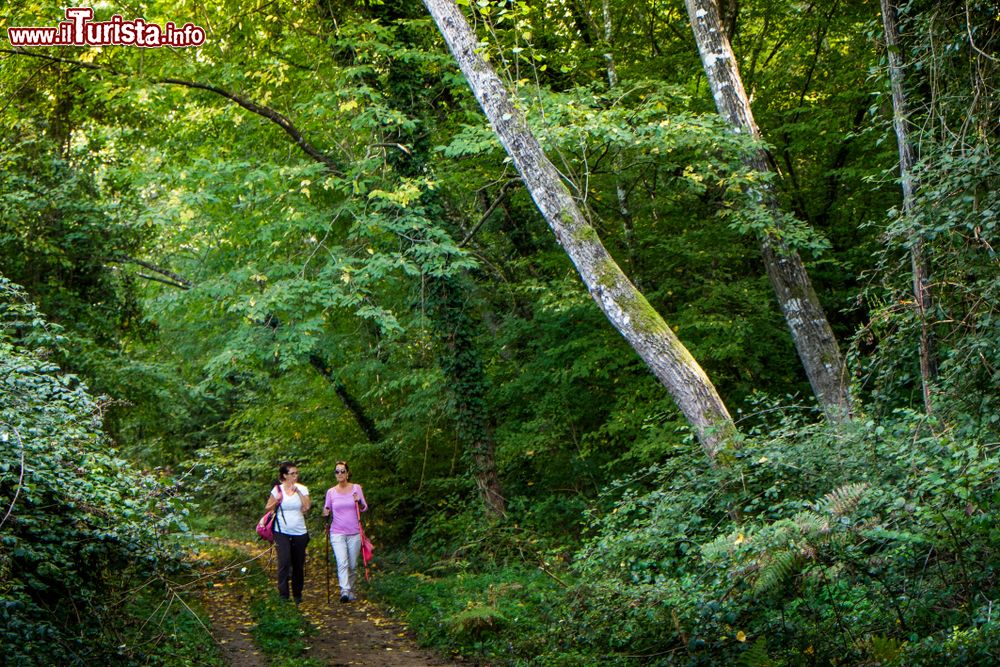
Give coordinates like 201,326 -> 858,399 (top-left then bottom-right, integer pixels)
1,0 -> 998,664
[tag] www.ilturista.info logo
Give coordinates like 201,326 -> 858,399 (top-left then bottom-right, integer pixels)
6,7 -> 206,48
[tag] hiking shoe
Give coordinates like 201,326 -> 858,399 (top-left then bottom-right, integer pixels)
340,594 -> 350,603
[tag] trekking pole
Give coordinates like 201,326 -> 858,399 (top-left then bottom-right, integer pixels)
324,512 -> 331,605
355,497 -> 370,582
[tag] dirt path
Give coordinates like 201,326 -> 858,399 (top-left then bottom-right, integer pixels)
199,543 -> 268,667
200,538 -> 459,667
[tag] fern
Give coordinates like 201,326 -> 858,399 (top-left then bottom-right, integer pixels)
753,549 -> 800,597
702,531 -> 749,562
867,634 -> 903,662
739,637 -> 779,667
445,603 -> 506,637
820,482 -> 869,517
791,511 -> 829,535
712,482 -> 877,601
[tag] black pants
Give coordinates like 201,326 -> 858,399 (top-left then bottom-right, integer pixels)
274,532 -> 310,601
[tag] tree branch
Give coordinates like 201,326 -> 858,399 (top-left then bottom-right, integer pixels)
460,179 -> 520,247
135,273 -> 192,290
156,78 -> 344,175
110,256 -> 194,288
0,48 -> 343,175
370,142 -> 413,155
0,47 -> 117,73
308,354 -> 381,443
0,426 -> 25,531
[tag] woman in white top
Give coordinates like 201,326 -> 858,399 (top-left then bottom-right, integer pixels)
264,461 -> 311,602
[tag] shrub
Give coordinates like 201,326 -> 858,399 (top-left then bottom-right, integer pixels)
0,278 -> 191,665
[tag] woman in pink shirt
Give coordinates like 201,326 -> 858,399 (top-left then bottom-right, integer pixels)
322,460 -> 368,602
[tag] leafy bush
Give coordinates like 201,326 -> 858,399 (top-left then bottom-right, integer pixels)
375,397 -> 998,666
0,278 -> 191,665
564,406 -> 1000,666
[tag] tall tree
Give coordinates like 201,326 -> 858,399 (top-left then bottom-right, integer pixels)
601,0 -> 640,284
155,59 -> 507,514
423,0 -> 737,460
337,0 -> 508,516
685,0 -> 852,422
880,0 -> 937,415
4,19 -> 507,511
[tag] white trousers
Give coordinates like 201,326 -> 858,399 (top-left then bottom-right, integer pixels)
330,533 -> 361,596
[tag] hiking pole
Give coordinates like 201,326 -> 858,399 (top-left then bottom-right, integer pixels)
355,496 -> 370,583
324,512 -> 331,605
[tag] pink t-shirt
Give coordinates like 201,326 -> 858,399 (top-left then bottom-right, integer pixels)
324,484 -> 367,535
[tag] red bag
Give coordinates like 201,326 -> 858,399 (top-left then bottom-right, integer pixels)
256,486 -> 282,542
256,510 -> 276,542
361,532 -> 374,562
355,490 -> 373,580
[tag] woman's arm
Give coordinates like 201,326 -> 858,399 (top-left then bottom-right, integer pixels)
264,488 -> 278,512
321,488 -> 332,517
355,484 -> 368,512
300,485 -> 312,512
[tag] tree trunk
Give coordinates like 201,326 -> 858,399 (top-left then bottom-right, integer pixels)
602,0 -> 640,285
423,0 -> 737,460
308,354 -> 382,443
428,276 -> 506,517
881,0 -> 937,415
685,0 -> 852,423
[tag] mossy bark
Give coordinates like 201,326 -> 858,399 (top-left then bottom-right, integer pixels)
427,276 -> 507,518
686,0 -> 853,423
881,0 -> 937,415
424,0 -> 737,459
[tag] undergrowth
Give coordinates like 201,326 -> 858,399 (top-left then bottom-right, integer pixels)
372,406 -> 1000,666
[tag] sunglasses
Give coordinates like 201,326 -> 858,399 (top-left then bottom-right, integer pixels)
335,469 -> 347,474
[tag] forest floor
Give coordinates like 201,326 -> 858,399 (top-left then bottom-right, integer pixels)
198,538 -> 459,667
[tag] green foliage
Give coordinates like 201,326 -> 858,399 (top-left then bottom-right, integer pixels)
119,590 -> 227,667
0,278 -> 192,665
739,638 -> 779,667
2,1 -> 998,665
861,142 -> 1000,427
0,145 -> 140,342
251,594 -> 311,657
560,406 -> 1000,666
858,0 -> 1000,428
371,561 -> 569,664
445,601 -> 507,639
867,634 -> 904,663
894,623 -> 1000,666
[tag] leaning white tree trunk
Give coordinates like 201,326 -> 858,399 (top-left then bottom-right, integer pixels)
423,0 -> 737,459
881,0 -> 937,415
685,0 -> 852,423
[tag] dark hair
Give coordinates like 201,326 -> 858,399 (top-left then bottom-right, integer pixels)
278,461 -> 298,481
335,460 -> 350,480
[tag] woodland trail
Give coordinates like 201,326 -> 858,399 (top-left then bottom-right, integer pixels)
198,538 -> 459,667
